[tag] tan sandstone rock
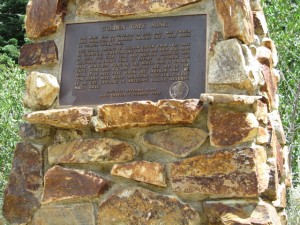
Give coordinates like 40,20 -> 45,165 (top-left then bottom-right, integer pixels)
23,71 -> 59,110
269,110 -> 287,144
29,203 -> 95,225
111,161 -> 167,187
203,199 -> 282,225
170,147 -> 269,199
200,93 -> 261,106
143,127 -> 208,157
19,41 -> 58,68
215,0 -> 254,45
208,39 -> 255,93
77,0 -> 198,16
97,187 -> 200,225
24,107 -> 93,129
208,106 -> 259,147
253,11 -> 268,37
42,166 -> 109,203
48,138 -> 136,164
25,0 -> 68,38
2,143 -> 43,225
256,46 -> 273,67
93,99 -> 201,132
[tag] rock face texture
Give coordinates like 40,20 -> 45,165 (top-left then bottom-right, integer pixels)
2,0 -> 288,224
98,187 -> 201,225
48,138 -> 136,164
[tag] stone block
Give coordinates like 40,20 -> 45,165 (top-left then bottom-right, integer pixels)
19,41 -> 58,68
170,148 -> 269,199
25,0 -> 68,38
282,146 -> 292,187
93,99 -> 201,132
2,143 -> 43,224
262,38 -> 278,67
215,0 -> 254,45
143,127 -> 208,157
24,107 -> 93,129
256,46 -> 273,67
19,123 -> 54,142
262,158 -> 279,201
203,199 -> 282,225
273,183 -> 287,208
77,0 -> 198,16
97,187 -> 200,225
253,11 -> 268,36
269,110 -> 286,144
200,93 -> 261,106
250,0 -> 262,11
254,100 -> 269,124
23,71 -> 59,110
29,204 -> 95,225
111,161 -> 167,187
42,166 -> 109,203
48,138 -> 136,164
208,106 -> 259,147
260,65 -> 278,110
208,39 -> 255,93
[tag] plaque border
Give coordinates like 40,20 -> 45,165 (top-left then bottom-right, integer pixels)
58,13 -> 208,107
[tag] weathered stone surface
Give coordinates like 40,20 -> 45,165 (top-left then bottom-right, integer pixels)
208,106 -> 259,147
273,183 -> 287,208
23,71 -> 59,110
256,126 -> 270,144
269,130 -> 284,179
200,93 -> 261,106
256,46 -> 273,67
2,142 -> 43,224
208,39 -> 255,93
42,166 -> 109,203
111,161 -> 166,187
262,158 -> 278,201
254,100 -> 269,124
215,0 -> 254,45
98,187 -> 200,225
250,0 -> 262,11
282,146 -> 292,187
29,204 -> 95,225
93,99 -> 201,132
262,38 -> 278,67
143,127 -> 208,157
253,11 -> 268,36
19,123 -> 54,141
260,65 -> 278,110
25,0 -> 68,38
170,148 -> 269,199
19,41 -> 58,68
278,210 -> 288,225
24,107 -> 93,129
269,110 -> 286,144
48,138 -> 136,164
203,199 -> 282,225
77,0 -> 198,16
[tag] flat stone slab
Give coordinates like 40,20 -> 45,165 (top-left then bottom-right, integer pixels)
170,148 -> 269,199
19,41 -> 58,68
42,166 -> 109,203
2,143 -> 43,225
48,138 -> 136,164
30,203 -> 95,225
93,99 -> 201,132
98,187 -> 200,225
24,107 -> 93,129
200,94 -> 261,106
143,127 -> 208,157
77,0 -> 199,16
111,161 -> 167,187
208,106 -> 259,147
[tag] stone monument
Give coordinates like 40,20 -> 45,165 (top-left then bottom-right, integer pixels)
2,0 -> 290,224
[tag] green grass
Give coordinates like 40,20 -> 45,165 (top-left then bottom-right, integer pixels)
0,56 -> 26,212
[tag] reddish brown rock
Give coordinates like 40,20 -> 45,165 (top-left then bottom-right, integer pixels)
30,204 -> 95,225
143,127 -> 208,157
98,187 -> 200,225
170,148 -> 269,199
24,107 -> 93,129
25,0 -> 68,38
77,0 -> 198,16
215,0 -> 254,45
111,161 -> 167,187
93,99 -> 201,132
203,199 -> 282,225
208,106 -> 259,147
42,166 -> 109,203
260,65 -> 278,110
48,138 -> 136,164
2,143 -> 43,224
19,41 -> 58,68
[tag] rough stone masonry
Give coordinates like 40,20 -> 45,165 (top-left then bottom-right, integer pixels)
2,0 -> 290,224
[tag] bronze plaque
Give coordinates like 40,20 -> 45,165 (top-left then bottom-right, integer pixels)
60,15 -> 207,106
